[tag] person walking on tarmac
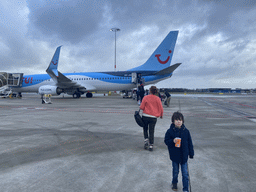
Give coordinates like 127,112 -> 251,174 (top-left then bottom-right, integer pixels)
164,91 -> 171,107
41,94 -> 45,104
139,84 -> 145,103
164,111 -> 194,192
140,86 -> 163,151
136,88 -> 140,105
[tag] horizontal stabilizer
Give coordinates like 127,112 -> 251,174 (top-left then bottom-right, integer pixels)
154,63 -> 181,76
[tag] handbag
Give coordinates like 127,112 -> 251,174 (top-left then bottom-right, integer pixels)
134,109 -> 145,127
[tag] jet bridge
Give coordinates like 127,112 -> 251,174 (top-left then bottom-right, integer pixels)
0,72 -> 23,97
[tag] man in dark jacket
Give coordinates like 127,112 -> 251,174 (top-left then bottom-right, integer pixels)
164,91 -> 171,107
164,111 -> 194,192
139,84 -> 145,102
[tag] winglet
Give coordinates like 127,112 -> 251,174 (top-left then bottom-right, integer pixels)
46,46 -> 62,77
154,63 -> 181,75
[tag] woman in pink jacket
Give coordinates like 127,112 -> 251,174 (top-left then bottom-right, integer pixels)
140,86 -> 163,151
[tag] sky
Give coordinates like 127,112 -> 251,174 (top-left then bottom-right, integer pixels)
1,0 -> 256,89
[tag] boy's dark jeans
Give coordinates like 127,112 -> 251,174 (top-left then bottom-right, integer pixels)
142,116 -> 157,145
172,161 -> 189,192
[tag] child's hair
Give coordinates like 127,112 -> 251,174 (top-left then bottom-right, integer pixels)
172,111 -> 184,123
150,86 -> 158,95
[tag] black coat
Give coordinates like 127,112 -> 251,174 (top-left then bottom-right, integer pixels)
164,123 -> 194,164
165,91 -> 170,98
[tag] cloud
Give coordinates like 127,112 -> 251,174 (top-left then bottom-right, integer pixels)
1,0 -> 256,89
27,0 -> 106,44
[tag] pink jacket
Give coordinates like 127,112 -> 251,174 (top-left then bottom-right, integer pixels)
140,94 -> 163,118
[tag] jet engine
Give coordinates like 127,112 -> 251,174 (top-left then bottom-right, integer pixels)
38,85 -> 63,95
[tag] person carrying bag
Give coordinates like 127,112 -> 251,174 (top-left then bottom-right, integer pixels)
139,86 -> 163,151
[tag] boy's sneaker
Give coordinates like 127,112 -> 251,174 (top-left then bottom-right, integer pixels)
144,139 -> 149,150
171,183 -> 178,191
149,145 -> 153,151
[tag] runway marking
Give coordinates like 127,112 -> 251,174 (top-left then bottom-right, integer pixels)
208,98 -> 256,109
1,104 -> 236,120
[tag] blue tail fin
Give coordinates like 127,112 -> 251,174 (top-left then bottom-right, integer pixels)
46,46 -> 62,77
128,31 -> 178,72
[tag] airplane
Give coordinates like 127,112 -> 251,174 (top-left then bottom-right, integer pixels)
11,30 -> 181,98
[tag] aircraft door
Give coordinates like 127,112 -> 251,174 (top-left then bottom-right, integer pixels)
131,73 -> 137,84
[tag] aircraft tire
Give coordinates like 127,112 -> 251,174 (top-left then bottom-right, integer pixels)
86,92 -> 93,98
73,92 -> 81,98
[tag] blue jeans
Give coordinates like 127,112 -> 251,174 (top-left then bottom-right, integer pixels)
172,161 -> 189,192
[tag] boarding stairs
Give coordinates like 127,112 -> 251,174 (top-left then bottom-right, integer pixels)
0,72 -> 23,98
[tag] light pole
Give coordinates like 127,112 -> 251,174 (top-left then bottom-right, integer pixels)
110,28 -> 120,72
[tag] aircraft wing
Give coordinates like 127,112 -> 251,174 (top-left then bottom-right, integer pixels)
46,46 -> 95,91
56,71 -> 78,88
154,63 -> 181,76
57,71 -> 96,91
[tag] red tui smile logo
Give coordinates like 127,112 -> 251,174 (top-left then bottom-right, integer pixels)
155,50 -> 172,64
52,60 -> 58,65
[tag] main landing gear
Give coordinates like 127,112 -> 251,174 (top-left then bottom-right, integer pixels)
72,92 -> 93,98
73,92 -> 81,98
86,92 -> 93,98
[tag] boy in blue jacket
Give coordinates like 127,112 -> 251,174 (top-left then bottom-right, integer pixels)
164,111 -> 194,192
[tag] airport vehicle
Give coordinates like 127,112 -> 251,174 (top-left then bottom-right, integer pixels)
3,31 -> 181,98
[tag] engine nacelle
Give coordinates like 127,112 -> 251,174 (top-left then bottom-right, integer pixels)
38,85 -> 62,95
78,88 -> 87,93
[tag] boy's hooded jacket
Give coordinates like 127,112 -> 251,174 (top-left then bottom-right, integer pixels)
164,123 -> 194,164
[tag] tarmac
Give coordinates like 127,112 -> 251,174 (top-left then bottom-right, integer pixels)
0,93 -> 256,192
